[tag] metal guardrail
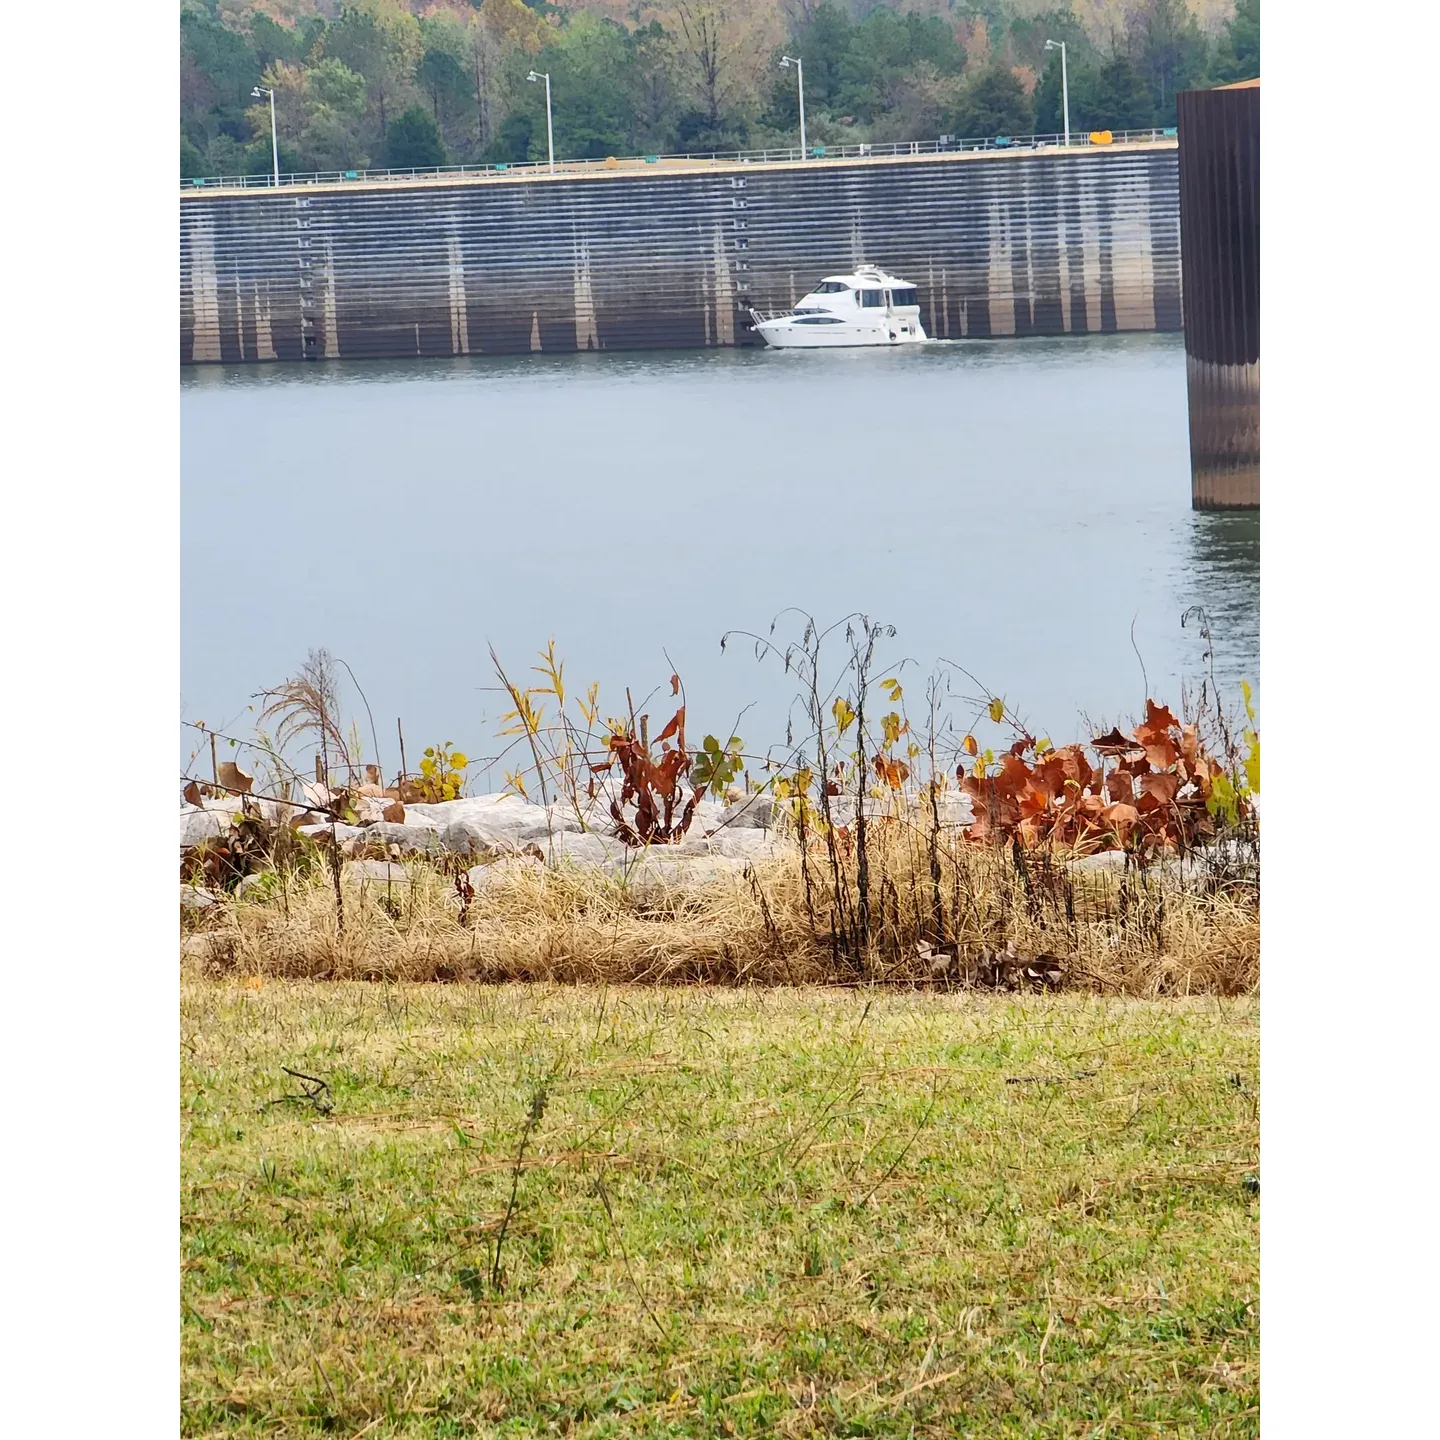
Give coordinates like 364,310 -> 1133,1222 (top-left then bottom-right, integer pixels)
180,128 -> 1179,193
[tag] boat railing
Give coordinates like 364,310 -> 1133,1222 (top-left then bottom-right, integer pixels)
749,309 -> 798,324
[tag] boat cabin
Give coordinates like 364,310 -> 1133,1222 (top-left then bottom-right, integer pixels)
795,265 -> 920,317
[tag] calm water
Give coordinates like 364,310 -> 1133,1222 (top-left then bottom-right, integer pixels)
181,336 -> 1258,779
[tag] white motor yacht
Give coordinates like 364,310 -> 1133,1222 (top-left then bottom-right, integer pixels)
749,265 -> 927,348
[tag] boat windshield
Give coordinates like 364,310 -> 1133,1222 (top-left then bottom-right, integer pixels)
891,287 -> 919,306
812,281 -> 851,293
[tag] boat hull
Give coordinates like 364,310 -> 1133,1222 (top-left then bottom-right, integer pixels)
754,322 -> 927,349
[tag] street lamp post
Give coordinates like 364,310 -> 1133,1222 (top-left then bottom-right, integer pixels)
526,71 -> 554,175
251,85 -> 279,185
1043,41 -> 1070,148
780,55 -> 806,159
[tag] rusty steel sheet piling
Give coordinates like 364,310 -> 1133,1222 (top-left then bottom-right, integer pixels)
181,145 -> 1181,365
1177,83 -> 1259,510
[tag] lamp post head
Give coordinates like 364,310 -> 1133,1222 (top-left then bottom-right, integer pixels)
781,55 -> 799,68
527,71 -> 546,83
1044,39 -> 1064,52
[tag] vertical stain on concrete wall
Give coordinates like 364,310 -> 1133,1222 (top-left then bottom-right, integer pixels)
188,216 -> 222,363
1078,180 -> 1104,335
573,236 -> 598,351
926,257 -> 937,336
1111,181 -> 1156,331
848,217 -> 865,270
1146,160 -> 1183,331
987,199 -> 1016,337
1026,164 -> 1064,335
1009,184 -> 1036,335
448,233 -> 471,355
712,225 -> 735,346
529,311 -> 542,352
941,268 -> 953,337
321,239 -> 341,358
253,282 -> 277,361
1058,217 -> 1073,333
234,266 -> 246,360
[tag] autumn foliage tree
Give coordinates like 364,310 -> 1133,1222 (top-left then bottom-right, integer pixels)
180,2 -> 1259,176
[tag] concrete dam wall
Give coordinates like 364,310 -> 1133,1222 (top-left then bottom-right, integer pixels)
180,144 -> 1181,365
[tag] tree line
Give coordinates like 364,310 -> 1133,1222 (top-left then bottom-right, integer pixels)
181,0 -> 1259,180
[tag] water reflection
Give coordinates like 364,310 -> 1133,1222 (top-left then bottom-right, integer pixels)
1178,511 -> 1261,717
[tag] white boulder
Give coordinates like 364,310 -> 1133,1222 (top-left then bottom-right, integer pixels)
405,793 -> 554,847
180,808 -> 230,850
716,791 -> 778,831
181,884 -> 219,911
358,822 -> 444,855
345,859 -> 411,887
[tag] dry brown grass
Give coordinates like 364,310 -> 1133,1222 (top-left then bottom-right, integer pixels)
184,822 -> 1258,995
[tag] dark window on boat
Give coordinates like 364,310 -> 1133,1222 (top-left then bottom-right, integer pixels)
813,281 -> 851,293
794,315 -> 845,324
891,287 -> 919,306
859,289 -> 884,307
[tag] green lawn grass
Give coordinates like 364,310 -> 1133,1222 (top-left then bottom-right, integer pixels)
181,983 -> 1258,1437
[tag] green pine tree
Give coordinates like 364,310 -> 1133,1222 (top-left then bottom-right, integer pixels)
386,107 -> 447,168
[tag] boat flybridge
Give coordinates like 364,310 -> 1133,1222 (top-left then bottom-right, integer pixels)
749,265 -> 927,348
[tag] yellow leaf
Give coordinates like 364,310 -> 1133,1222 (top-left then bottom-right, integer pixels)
450,751 -> 468,770
833,697 -> 856,736
963,735 -> 978,756
1244,736 -> 1260,795
988,697 -> 1005,724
